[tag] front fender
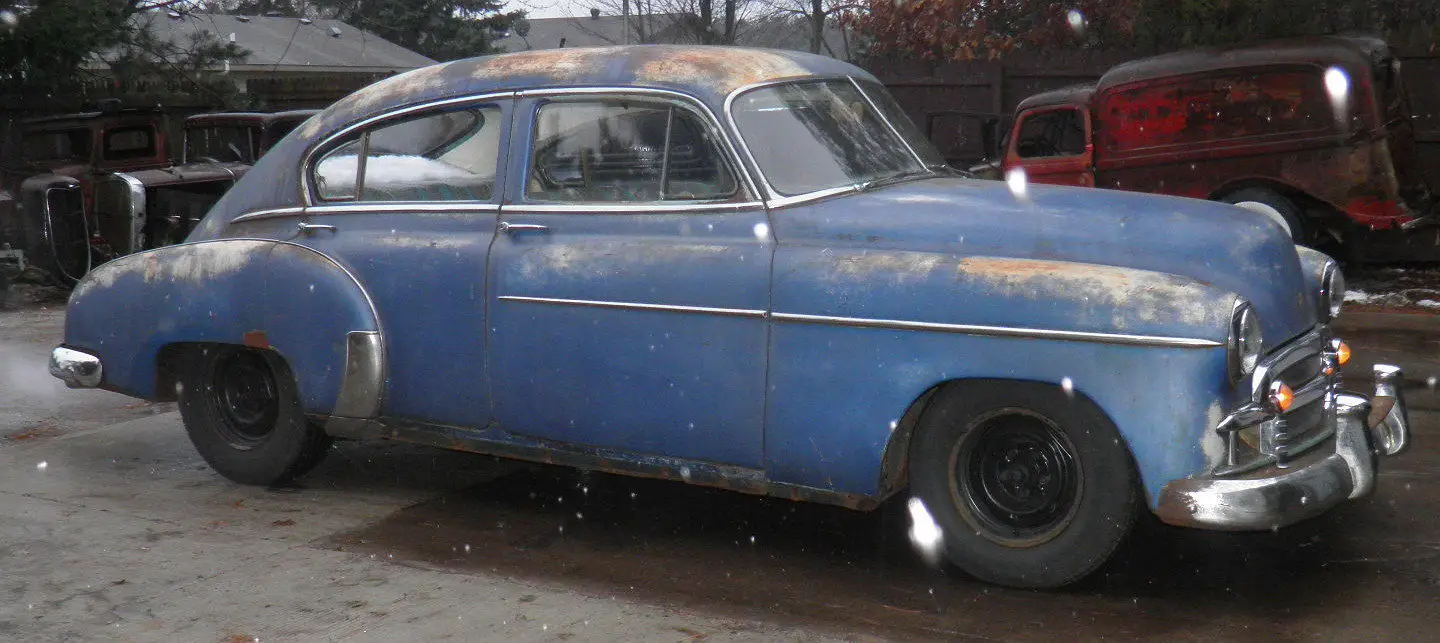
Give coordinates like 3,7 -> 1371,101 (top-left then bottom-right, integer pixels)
64,239 -> 383,417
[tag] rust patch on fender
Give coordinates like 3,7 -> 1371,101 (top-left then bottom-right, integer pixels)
956,256 -> 1229,329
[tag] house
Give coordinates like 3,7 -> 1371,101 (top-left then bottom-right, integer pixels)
100,13 -> 436,107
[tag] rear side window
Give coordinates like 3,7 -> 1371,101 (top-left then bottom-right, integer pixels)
1098,69 -> 1330,153
1015,108 -> 1087,158
526,99 -> 737,203
313,105 -> 503,202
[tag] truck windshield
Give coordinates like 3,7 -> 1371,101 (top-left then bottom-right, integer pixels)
185,125 -> 256,164
730,79 -> 933,196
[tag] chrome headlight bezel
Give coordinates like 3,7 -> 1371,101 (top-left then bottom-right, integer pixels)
1319,261 -> 1345,321
1228,300 -> 1264,384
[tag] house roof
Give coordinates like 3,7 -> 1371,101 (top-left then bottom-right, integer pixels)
129,12 -> 435,74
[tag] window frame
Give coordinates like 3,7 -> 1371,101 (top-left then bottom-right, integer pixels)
1011,106 -> 1089,160
723,75 -> 937,207
517,91 -> 754,209
300,93 -> 512,207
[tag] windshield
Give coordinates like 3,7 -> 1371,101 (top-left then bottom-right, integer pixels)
730,79 -> 932,196
22,129 -> 91,163
184,125 -> 256,164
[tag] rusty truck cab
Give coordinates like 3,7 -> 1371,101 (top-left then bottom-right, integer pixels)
1002,36 -> 1433,246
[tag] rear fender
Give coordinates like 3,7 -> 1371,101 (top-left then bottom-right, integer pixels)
65,238 -> 384,421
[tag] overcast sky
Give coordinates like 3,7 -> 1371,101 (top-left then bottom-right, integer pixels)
510,0 -> 590,19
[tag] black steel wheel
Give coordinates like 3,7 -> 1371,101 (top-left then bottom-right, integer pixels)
910,381 -> 1139,589
178,345 -> 332,485
951,409 -> 1082,548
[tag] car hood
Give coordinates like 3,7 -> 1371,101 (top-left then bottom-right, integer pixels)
770,177 -> 1316,346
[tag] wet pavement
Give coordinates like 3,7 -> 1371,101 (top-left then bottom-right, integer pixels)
2,306 -> 1438,641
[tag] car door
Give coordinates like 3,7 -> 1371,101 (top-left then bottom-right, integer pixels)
246,97 -> 512,430
487,91 -> 770,468
1006,106 -> 1095,188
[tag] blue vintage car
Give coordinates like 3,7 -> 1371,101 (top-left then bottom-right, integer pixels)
50,46 -> 1411,588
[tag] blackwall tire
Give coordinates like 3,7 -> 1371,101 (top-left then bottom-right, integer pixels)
178,346 -> 332,486
909,381 -> 1139,589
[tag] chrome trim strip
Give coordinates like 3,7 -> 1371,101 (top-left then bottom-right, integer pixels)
300,91 -> 519,206
516,87 -> 762,203
771,312 -> 1224,348
765,187 -> 855,210
498,295 -> 766,318
503,201 -> 765,214
230,206 -> 309,224
329,330 -> 385,421
307,203 -> 501,215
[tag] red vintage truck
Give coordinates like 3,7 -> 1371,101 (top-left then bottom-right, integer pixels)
997,36 -> 1435,257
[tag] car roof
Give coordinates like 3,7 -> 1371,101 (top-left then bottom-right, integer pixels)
1098,35 -> 1389,90
1016,84 -> 1096,112
291,45 -> 871,144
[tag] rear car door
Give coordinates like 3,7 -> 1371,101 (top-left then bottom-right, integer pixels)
234,96 -> 513,430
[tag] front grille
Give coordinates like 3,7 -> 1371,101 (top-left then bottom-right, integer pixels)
1279,353 -> 1323,389
1215,327 -> 1335,476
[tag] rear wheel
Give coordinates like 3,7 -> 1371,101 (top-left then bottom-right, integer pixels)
909,381 -> 1139,589
177,346 -> 332,485
1222,187 -> 1307,244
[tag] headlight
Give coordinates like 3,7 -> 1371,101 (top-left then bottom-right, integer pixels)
1319,262 -> 1345,321
1228,301 -> 1263,383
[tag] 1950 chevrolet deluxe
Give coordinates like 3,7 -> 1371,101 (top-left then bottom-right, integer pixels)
49,46 -> 1411,588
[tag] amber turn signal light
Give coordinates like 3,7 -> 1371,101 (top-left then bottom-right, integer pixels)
1334,340 -> 1351,366
1268,381 -> 1295,412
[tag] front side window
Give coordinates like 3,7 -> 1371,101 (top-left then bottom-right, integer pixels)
22,129 -> 91,162
730,80 -> 927,196
103,126 -> 157,161
184,125 -> 257,164
313,105 -> 502,202
526,99 -> 737,203
1014,108 -> 1087,158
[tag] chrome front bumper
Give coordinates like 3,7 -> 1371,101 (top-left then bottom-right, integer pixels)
49,346 -> 103,388
1156,364 -> 1410,531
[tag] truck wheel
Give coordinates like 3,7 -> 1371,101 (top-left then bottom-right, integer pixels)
177,346 -> 332,485
1222,188 -> 1307,243
909,381 -> 1139,589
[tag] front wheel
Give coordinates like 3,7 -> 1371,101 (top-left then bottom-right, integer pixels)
177,346 -> 333,485
909,381 -> 1139,589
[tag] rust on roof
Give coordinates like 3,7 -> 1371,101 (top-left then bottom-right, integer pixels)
1099,35 -> 1390,91
1016,84 -> 1096,112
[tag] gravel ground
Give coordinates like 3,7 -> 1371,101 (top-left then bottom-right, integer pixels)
1347,265 -> 1440,313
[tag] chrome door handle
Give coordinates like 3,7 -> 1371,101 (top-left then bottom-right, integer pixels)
499,221 -> 549,235
297,221 -> 337,234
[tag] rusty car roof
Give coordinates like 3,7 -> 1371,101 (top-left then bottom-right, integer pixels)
1016,84 -> 1096,112
184,110 -> 319,127
1098,35 -> 1391,90
292,45 -> 871,143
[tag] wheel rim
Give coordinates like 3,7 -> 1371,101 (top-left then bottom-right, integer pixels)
207,350 -> 280,449
949,409 -> 1082,548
